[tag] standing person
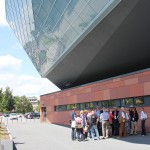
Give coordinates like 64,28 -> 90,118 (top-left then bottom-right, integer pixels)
119,107 -> 126,138
112,107 -> 120,136
130,107 -> 139,135
140,107 -> 148,136
82,110 -> 88,140
100,108 -> 109,139
125,109 -> 131,135
75,113 -> 83,141
89,110 -> 100,140
87,110 -> 92,139
108,108 -> 114,137
95,106 -> 101,135
70,107 -> 76,141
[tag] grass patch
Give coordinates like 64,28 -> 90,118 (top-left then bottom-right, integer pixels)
0,122 -> 10,140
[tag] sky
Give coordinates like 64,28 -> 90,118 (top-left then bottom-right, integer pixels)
0,0 -> 60,98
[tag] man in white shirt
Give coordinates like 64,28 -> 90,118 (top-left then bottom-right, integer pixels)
100,108 -> 109,139
140,107 -> 148,136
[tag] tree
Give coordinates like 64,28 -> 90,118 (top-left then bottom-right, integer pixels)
35,100 -> 40,112
0,88 -> 4,112
1,87 -> 14,112
14,96 -> 33,113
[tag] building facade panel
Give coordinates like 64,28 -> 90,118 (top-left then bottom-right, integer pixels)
40,70 -> 150,131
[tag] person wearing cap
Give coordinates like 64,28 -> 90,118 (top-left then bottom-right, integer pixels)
119,107 -> 126,137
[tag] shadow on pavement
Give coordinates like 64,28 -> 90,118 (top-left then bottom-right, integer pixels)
54,124 -> 150,145
13,142 -> 25,150
112,133 -> 150,145
53,123 -> 70,128
13,142 -> 17,150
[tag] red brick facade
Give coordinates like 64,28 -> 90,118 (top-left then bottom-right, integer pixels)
40,70 -> 150,131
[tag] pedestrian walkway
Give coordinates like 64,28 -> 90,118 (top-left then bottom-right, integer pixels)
7,120 -> 150,150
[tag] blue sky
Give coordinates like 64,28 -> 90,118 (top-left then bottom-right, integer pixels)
0,0 -> 60,98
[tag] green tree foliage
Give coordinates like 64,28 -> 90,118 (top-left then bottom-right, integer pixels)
0,86 -> 35,113
1,87 -> 14,112
35,100 -> 40,112
0,88 -> 4,111
14,96 -> 33,114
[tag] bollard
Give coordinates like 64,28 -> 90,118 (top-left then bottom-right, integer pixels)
1,144 -> 4,150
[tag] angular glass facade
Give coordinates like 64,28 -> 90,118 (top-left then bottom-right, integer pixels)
5,0 -> 121,77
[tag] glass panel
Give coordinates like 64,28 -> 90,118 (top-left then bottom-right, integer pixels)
55,105 -> 67,111
54,0 -> 68,14
134,97 -> 144,105
121,99 -> 126,107
64,9 -> 78,25
79,103 -> 85,110
71,17 -> 85,34
50,7 -> 61,24
97,101 -> 102,107
79,4 -> 96,30
144,96 -> 150,106
101,101 -> 109,108
89,0 -> 110,14
32,0 -> 42,17
67,104 -> 76,110
85,102 -> 90,109
109,99 -> 121,107
69,0 -> 87,15
125,98 -> 133,106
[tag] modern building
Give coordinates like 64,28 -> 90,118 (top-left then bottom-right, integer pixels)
6,0 -> 150,131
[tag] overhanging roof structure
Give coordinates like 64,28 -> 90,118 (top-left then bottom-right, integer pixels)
6,0 -> 150,89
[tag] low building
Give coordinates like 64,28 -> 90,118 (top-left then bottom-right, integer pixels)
40,69 -> 150,132
27,97 -> 39,111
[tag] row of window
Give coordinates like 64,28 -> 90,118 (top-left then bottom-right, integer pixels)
54,96 -> 150,112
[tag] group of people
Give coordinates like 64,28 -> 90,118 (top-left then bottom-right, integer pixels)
70,106 -> 148,141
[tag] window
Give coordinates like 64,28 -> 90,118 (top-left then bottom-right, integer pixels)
79,103 -> 85,110
134,97 -> 144,105
121,98 -> 133,107
66,104 -> 76,110
55,105 -> 67,111
101,101 -> 109,108
109,99 -> 121,107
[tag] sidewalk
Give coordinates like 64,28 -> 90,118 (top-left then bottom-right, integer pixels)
6,119 -> 150,150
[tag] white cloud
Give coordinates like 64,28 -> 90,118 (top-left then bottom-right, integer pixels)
0,56 -> 60,97
0,0 -> 8,26
0,55 -> 22,71
0,73 -> 60,98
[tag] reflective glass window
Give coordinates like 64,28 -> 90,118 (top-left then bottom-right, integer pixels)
89,0 -> 110,14
134,97 -> 144,105
54,0 -> 68,14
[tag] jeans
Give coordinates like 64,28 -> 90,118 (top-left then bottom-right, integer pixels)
113,121 -> 119,136
76,128 -> 83,141
90,125 -> 100,140
71,128 -> 76,140
141,120 -> 146,135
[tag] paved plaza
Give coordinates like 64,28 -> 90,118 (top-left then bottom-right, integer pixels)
3,118 -> 150,150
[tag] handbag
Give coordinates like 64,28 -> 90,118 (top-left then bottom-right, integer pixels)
71,120 -> 76,128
